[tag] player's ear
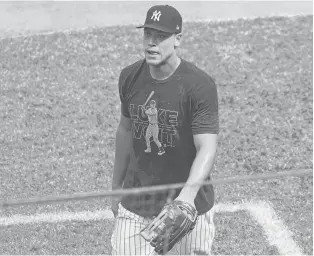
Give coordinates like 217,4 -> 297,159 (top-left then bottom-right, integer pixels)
174,33 -> 182,48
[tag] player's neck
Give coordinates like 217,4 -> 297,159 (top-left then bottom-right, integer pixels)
149,55 -> 181,81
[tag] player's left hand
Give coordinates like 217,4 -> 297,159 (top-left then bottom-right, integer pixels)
174,195 -> 196,209
139,200 -> 198,255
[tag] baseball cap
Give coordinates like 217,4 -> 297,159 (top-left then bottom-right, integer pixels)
136,5 -> 182,34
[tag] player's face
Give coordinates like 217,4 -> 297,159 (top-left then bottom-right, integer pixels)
143,28 -> 181,66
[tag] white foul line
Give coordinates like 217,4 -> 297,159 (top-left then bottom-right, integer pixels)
213,201 -> 303,255
0,201 -> 303,255
0,209 -> 114,226
245,201 -> 303,256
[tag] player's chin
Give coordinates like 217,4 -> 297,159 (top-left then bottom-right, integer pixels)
145,53 -> 162,66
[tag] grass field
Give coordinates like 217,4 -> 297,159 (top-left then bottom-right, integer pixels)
0,15 -> 313,255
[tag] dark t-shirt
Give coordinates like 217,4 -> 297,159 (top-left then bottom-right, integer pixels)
118,58 -> 219,217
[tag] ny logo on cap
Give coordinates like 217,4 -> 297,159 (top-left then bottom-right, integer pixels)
151,10 -> 161,21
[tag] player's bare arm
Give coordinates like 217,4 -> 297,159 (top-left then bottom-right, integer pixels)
111,113 -> 132,215
175,133 -> 218,206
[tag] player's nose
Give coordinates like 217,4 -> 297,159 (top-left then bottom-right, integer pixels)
146,35 -> 157,46
148,40 -> 157,47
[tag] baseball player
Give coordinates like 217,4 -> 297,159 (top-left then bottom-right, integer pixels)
143,99 -> 165,155
111,4 -> 219,256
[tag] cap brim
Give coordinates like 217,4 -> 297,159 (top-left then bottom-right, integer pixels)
136,24 -> 174,33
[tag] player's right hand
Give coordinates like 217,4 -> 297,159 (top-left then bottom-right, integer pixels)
111,197 -> 120,218
111,184 -> 122,217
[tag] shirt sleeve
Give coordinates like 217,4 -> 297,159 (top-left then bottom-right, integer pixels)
118,69 -> 131,118
191,77 -> 219,135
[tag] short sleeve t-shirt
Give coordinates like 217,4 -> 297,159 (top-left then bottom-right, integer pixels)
118,58 -> 219,217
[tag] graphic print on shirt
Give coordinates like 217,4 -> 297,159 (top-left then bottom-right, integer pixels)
129,92 -> 179,155
142,99 -> 165,155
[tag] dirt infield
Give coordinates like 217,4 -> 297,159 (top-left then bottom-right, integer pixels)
0,1 -> 312,38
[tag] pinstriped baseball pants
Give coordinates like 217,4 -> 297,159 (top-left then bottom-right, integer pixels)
111,203 -> 215,255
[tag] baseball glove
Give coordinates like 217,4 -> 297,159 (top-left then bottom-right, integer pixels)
140,200 -> 198,255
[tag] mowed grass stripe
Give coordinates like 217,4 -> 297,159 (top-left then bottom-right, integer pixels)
0,219 -> 114,255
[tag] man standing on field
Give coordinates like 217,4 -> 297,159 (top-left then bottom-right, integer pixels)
111,4 -> 219,255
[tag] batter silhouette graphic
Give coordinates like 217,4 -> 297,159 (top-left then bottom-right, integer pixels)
142,99 -> 165,155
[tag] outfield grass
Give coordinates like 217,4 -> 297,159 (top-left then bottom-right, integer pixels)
213,211 -> 279,255
1,219 -> 114,254
0,15 -> 313,254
